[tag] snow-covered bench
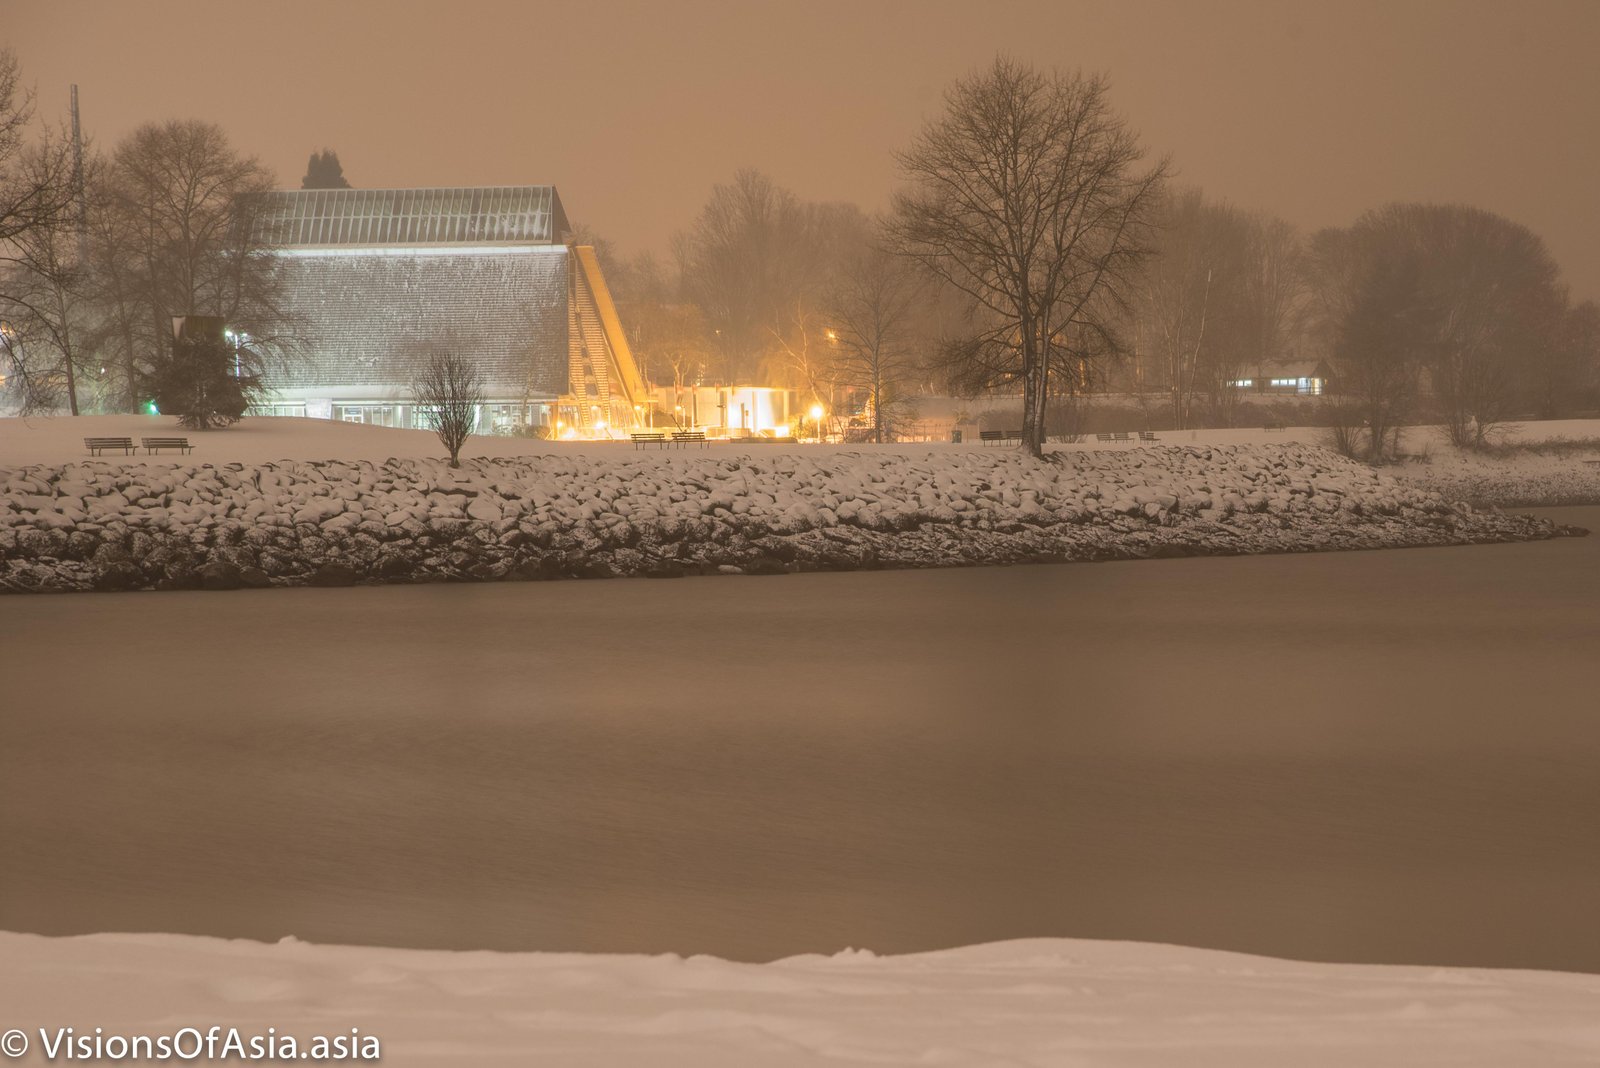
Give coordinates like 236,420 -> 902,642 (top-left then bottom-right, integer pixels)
141,437 -> 194,455
84,437 -> 137,456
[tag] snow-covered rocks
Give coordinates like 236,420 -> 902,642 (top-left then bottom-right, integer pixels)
0,444 -> 1577,593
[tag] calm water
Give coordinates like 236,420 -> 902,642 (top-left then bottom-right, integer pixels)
2,508 -> 1597,971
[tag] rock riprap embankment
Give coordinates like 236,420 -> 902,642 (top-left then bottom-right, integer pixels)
0,444 -> 1578,593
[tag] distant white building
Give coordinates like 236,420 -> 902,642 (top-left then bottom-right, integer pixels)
1228,359 -> 1333,397
253,186 -> 649,436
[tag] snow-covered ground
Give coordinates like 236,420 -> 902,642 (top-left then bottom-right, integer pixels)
1392,438 -> 1600,507
0,416 -> 1569,593
3,931 -> 1597,1067
4,413 -> 1599,467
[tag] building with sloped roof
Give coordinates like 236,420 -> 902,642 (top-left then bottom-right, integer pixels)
254,186 -> 648,436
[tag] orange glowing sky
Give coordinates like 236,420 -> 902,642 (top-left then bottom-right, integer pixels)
8,0 -> 1600,299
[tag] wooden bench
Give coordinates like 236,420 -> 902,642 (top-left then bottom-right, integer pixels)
1096,432 -> 1133,443
1263,421 -> 1286,432
85,436 -> 136,456
1139,430 -> 1159,442
670,430 -> 708,449
141,436 -> 194,455
979,429 -> 1022,446
630,432 -> 667,449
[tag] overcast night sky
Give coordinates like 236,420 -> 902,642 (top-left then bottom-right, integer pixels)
7,0 -> 1599,300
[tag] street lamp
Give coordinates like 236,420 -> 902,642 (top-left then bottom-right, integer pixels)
809,403 -> 825,443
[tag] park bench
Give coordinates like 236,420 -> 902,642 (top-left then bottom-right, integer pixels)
979,429 -> 1022,445
141,436 -> 194,455
1139,430 -> 1159,442
84,436 -> 136,456
671,430 -> 708,449
1263,420 -> 1287,432
1096,432 -> 1133,443
630,432 -> 667,449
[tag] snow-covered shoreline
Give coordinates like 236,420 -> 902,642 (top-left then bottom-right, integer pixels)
0,441 -> 1578,593
3,930 -> 1597,1067
1397,447 -> 1600,507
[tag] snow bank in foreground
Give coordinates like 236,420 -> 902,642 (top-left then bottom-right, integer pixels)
2,931 -> 1597,1067
0,442 -> 1575,593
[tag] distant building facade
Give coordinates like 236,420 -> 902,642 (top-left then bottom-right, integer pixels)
1228,359 -> 1333,396
254,186 -> 648,435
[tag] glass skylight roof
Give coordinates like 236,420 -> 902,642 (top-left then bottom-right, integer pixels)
257,186 -> 568,247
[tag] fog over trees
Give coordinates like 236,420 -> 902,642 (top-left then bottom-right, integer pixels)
91,119 -> 289,411
3,51 -> 297,418
1300,204 -> 1590,457
0,49 -> 80,414
1,44 -> 1597,443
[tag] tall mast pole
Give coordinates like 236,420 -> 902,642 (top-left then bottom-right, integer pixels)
64,84 -> 86,415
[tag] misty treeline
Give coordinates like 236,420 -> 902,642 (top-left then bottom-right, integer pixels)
4,48 -> 1598,456
0,49 -> 290,420
593,59 -> 1600,457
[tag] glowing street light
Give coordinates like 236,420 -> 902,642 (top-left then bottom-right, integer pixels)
809,403 -> 825,443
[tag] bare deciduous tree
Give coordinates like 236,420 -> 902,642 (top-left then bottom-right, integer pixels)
0,50 -> 81,414
412,351 -> 484,468
827,237 -> 924,442
91,119 -> 288,411
1532,299 -> 1600,418
1303,204 -> 1568,454
675,171 -> 862,391
1135,190 -> 1301,429
2,136 -> 97,416
0,51 -> 75,251
1136,190 -> 1244,428
889,58 -> 1167,456
677,170 -> 818,383
1410,206 -> 1563,447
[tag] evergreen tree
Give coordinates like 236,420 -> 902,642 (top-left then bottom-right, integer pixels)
300,149 -> 351,190
142,324 -> 263,429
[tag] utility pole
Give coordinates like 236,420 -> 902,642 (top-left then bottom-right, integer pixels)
63,84 -> 87,415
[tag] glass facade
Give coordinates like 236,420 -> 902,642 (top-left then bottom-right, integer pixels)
258,187 -> 563,247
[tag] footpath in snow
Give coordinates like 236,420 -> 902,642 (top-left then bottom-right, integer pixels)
2,930 -> 1598,1067
0,442 -> 1580,593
